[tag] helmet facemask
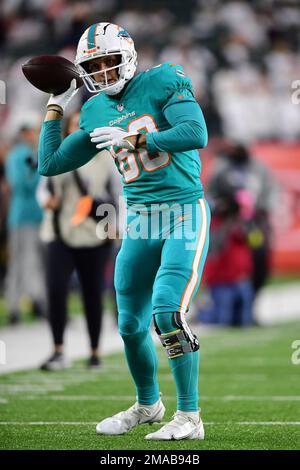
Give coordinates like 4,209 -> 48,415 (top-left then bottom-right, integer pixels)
75,24 -> 137,95
76,48 -> 137,96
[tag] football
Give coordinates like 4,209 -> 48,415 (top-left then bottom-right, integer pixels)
22,55 -> 83,95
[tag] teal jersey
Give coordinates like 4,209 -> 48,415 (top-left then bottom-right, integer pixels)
6,143 -> 42,229
79,62 -> 207,206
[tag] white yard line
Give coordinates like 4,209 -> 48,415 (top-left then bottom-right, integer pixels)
0,373 -> 270,388
8,395 -> 300,402
235,422 -> 300,426
0,421 -> 300,426
0,422 -> 98,426
0,372 -> 278,385
0,385 -> 64,393
19,395 -> 161,401
220,395 -> 300,401
20,395 -> 135,401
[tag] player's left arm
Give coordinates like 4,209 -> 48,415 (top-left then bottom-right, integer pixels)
127,65 -> 208,153
145,97 -> 208,153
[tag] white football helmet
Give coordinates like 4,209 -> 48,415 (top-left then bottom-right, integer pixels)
74,22 -> 137,96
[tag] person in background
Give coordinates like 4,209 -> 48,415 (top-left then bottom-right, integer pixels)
0,142 -> 10,292
5,122 -> 46,324
38,111 -> 119,370
201,176 -> 254,326
208,142 -> 276,294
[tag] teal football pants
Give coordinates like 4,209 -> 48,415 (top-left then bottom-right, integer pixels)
115,198 -> 210,410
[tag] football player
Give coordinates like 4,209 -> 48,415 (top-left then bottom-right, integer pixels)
38,22 -> 210,440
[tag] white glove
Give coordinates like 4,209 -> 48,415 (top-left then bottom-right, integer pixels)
47,78 -> 78,113
90,126 -> 138,151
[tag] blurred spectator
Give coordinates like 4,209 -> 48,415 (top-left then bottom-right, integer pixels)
38,111 -> 120,370
159,33 -> 216,99
201,160 -> 254,326
0,142 -> 10,291
4,121 -> 46,324
1,0 -> 300,142
207,142 -> 277,293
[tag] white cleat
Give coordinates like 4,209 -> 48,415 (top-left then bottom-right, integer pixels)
96,399 -> 165,435
145,410 -> 205,441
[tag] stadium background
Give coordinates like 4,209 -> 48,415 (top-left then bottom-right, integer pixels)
1,0 -> 300,272
0,0 -> 300,451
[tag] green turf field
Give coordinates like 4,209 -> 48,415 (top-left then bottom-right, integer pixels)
0,322 -> 300,450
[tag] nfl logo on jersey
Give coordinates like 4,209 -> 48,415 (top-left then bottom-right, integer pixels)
117,103 -> 124,112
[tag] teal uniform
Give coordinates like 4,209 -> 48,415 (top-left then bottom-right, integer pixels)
79,62 -> 206,206
38,62 -> 210,410
6,143 -> 42,229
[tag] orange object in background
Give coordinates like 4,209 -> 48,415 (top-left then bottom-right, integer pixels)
252,142 -> 300,274
71,195 -> 93,226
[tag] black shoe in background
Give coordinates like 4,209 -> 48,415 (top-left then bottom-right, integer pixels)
87,355 -> 101,369
40,352 -> 71,371
9,311 -> 21,325
32,300 -> 47,320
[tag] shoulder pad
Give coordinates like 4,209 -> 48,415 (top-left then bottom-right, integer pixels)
145,62 -> 193,102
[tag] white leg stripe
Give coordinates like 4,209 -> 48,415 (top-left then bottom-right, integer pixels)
179,199 -> 208,314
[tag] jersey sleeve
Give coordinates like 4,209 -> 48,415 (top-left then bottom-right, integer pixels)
152,62 -> 197,112
146,100 -> 208,153
145,63 -> 207,153
38,119 -> 98,176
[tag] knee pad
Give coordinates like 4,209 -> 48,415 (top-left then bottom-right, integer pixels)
114,256 -> 135,295
118,314 -> 141,337
153,312 -> 199,359
152,285 -> 176,311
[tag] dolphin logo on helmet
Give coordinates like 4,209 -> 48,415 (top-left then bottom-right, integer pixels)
74,22 -> 137,96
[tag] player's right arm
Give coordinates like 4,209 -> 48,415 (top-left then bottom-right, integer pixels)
38,121 -> 97,176
38,80 -> 98,176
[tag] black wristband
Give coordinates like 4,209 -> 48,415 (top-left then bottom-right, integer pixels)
135,133 -> 142,148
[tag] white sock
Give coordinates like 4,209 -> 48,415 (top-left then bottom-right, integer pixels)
137,399 -> 160,410
177,410 -> 200,422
